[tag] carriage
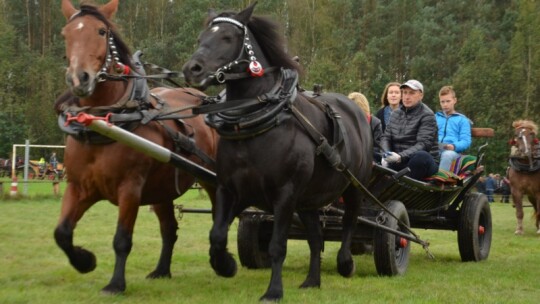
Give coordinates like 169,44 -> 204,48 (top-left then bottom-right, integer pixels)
56,1 -> 494,300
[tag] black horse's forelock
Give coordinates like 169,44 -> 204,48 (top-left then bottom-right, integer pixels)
209,12 -> 301,73
69,4 -> 134,70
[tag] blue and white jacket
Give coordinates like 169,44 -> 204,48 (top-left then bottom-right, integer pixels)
435,111 -> 472,153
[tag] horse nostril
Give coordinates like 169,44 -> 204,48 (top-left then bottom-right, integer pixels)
79,72 -> 90,83
190,63 -> 202,74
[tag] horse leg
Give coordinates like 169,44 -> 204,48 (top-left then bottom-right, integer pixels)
54,184 -> 97,273
146,201 -> 177,279
102,191 -> 140,294
209,186 -> 238,277
260,188 -> 296,302
512,190 -> 524,235
336,187 -> 361,277
530,194 -> 540,234
297,210 -> 322,289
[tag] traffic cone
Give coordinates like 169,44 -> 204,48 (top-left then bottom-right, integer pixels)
10,176 -> 18,197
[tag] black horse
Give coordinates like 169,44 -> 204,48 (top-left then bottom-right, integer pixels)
183,3 -> 372,301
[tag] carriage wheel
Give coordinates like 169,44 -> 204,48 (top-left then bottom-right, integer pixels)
373,200 -> 410,276
237,215 -> 272,269
458,192 -> 492,262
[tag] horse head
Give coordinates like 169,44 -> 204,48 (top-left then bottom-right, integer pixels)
61,0 -> 132,101
510,120 -> 539,160
182,2 -> 299,96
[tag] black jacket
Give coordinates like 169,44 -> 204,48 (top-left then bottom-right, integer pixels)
370,115 -> 383,161
380,102 -> 439,162
375,107 -> 388,132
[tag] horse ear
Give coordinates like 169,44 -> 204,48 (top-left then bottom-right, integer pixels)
235,1 -> 257,24
100,0 -> 119,20
61,0 -> 78,20
208,9 -> 217,20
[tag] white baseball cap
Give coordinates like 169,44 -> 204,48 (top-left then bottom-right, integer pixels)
401,79 -> 424,92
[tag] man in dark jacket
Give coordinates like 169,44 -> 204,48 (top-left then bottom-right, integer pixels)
380,79 -> 439,179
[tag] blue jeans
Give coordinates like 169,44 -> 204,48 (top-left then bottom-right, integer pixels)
389,151 -> 438,180
439,150 -> 460,171
486,188 -> 494,202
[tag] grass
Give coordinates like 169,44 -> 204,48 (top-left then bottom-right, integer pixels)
0,188 -> 538,304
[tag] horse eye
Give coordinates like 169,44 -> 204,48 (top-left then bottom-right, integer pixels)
98,28 -> 107,36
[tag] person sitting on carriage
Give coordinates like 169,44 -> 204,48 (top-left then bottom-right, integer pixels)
435,86 -> 472,171
348,92 -> 383,162
380,79 -> 439,180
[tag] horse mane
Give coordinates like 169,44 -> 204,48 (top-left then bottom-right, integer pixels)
72,4 -> 134,70
208,12 -> 302,74
512,120 -> 538,135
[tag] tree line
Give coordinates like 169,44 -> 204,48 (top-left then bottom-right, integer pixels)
0,0 -> 538,173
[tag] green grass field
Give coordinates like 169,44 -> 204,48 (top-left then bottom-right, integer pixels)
0,186 -> 538,303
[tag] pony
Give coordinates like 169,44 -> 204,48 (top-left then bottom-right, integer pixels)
182,3 -> 372,301
55,0 -> 218,294
507,119 -> 540,235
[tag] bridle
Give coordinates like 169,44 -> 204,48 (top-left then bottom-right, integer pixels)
204,17 -> 273,84
509,126 -> 540,171
67,9 -> 130,84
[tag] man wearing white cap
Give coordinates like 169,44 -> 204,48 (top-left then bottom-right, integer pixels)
380,79 -> 439,179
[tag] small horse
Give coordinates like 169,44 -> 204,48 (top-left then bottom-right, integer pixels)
55,0 -> 217,294
508,119 -> 540,235
0,156 -> 23,177
183,3 -> 372,301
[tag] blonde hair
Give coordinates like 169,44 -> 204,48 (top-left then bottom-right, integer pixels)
512,120 -> 538,134
380,82 -> 401,107
439,85 -> 456,98
348,92 -> 370,115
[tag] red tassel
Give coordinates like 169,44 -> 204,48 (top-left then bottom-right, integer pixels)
115,63 -> 130,75
508,139 -> 516,145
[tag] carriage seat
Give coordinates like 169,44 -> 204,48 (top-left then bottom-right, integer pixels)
424,155 -> 477,185
423,128 -> 493,185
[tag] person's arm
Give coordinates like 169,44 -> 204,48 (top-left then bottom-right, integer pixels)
452,116 -> 472,153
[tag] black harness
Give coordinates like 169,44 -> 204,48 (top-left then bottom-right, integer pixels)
194,69 -> 297,139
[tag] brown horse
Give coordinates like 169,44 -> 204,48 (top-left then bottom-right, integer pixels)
508,119 -> 540,235
54,0 -> 217,294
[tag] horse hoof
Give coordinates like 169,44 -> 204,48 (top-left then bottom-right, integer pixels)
259,290 -> 283,302
210,252 -> 237,278
336,250 -> 356,278
146,270 -> 171,279
101,284 -> 125,295
71,246 -> 97,273
299,278 -> 320,289
536,229 -> 540,235
514,230 -> 524,235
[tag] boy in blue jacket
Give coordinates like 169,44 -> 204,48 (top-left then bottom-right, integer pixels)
435,86 -> 472,171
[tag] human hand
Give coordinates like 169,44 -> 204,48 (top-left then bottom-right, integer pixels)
384,152 -> 401,163
444,144 -> 455,151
